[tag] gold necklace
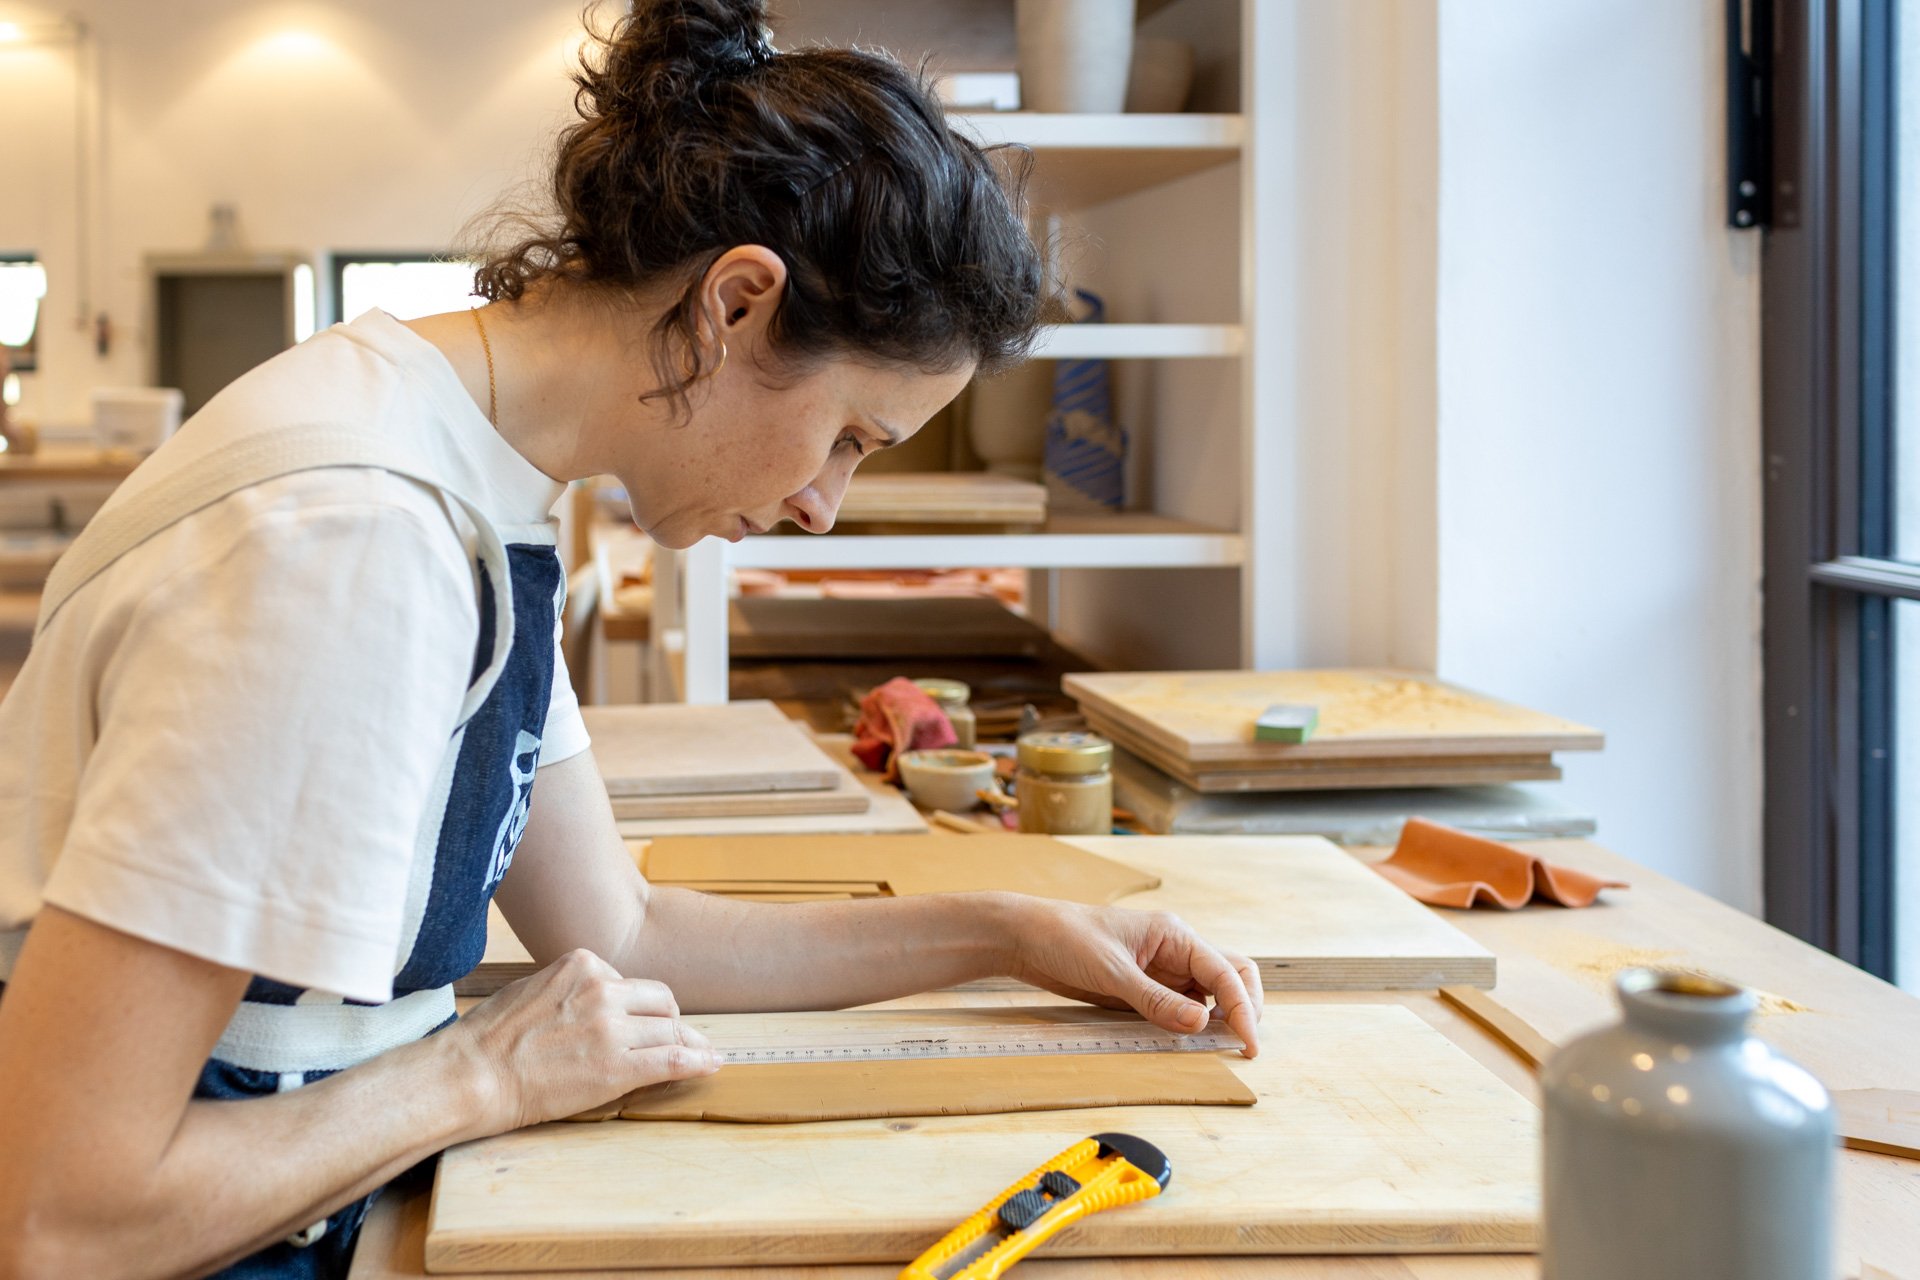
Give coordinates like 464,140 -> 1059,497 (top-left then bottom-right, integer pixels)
469,306 -> 498,427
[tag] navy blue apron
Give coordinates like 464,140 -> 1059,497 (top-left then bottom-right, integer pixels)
196,542 -> 563,1280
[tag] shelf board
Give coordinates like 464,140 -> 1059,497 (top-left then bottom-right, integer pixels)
1031,323 -> 1242,359
953,112 -> 1243,210
726,513 -> 1245,571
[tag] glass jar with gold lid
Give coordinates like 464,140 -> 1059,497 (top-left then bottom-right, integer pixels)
1014,731 -> 1113,835
912,678 -> 975,750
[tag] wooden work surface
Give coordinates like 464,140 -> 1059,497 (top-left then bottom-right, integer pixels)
0,443 -> 142,483
427,1004 -> 1539,1271
352,838 -> 1920,1280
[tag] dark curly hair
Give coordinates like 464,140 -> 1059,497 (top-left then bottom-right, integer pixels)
474,0 -> 1044,408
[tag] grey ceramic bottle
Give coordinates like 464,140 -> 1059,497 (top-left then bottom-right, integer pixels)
1541,969 -> 1834,1279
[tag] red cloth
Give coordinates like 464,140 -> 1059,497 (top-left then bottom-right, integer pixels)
1373,817 -> 1628,909
851,677 -> 958,781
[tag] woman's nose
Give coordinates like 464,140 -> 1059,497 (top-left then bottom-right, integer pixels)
785,481 -> 842,534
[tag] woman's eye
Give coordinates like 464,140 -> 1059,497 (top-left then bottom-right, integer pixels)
838,433 -> 868,457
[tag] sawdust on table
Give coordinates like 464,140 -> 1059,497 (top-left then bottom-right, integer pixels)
1562,943 -> 1812,1016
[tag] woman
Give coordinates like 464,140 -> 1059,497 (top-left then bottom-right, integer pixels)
0,3 -> 1261,1277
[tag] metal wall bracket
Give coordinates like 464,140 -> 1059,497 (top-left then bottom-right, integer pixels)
1728,0 -> 1774,228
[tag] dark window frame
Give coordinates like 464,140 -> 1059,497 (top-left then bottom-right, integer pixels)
0,251 -> 44,374
325,251 -> 458,327
1762,0 -> 1901,977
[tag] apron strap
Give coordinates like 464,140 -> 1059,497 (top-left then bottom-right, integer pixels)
37,426 -> 516,726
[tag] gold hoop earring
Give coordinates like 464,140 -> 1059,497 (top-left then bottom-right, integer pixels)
680,340 -> 728,383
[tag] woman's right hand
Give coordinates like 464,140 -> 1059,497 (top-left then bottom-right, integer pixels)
446,948 -> 719,1132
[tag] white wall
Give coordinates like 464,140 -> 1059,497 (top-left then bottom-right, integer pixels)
2,0 -> 1767,907
1434,0 -> 1764,908
0,0 -> 589,426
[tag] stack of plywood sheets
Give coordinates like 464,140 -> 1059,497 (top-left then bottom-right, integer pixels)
837,471 -> 1046,526
585,700 -> 893,829
1065,669 -> 1603,793
426,1003 -> 1539,1269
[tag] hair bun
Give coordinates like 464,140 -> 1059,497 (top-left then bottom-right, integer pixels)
597,0 -> 773,112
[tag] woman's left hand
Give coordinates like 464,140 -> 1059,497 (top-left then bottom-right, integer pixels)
1002,898 -> 1264,1057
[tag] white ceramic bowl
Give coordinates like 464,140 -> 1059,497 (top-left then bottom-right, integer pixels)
896,749 -> 997,812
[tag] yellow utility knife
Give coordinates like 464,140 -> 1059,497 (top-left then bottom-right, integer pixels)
899,1132 -> 1171,1280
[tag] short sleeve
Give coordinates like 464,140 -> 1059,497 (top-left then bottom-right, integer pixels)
44,483 -> 478,1003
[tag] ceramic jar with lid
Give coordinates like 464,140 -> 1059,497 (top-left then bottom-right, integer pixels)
912,678 -> 976,750
1541,969 -> 1834,1280
1014,731 -> 1112,835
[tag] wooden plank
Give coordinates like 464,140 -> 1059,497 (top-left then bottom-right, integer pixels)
1089,714 -> 1563,792
728,595 -> 1048,660
837,472 -> 1047,524
1833,1090 -> 1920,1161
425,1004 -> 1540,1271
607,770 -> 872,821
583,701 -> 844,797
1065,671 -> 1604,764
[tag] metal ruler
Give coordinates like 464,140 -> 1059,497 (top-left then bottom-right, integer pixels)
711,1018 -> 1240,1065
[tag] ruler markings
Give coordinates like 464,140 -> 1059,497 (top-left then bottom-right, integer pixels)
711,1019 -> 1240,1065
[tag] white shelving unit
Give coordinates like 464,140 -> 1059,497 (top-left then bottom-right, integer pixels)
670,1 -> 1282,703
1030,323 -> 1242,359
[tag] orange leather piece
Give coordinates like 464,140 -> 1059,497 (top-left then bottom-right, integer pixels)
1373,817 -> 1628,910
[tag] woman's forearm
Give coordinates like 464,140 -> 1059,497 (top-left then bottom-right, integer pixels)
25,1027 -> 498,1280
0,907 -> 514,1280
622,886 -> 1026,1012
155,1033 -> 494,1276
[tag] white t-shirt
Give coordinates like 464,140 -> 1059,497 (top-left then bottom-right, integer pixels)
0,310 -> 590,1005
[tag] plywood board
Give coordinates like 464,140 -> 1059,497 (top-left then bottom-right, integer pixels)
459,836 -> 1495,997
611,777 -> 926,838
426,1004 -> 1540,1271
1089,713 -> 1564,793
728,595 -> 1048,660
1065,670 -> 1603,764
839,471 -> 1047,524
1042,836 -> 1494,991
1112,748 -> 1597,843
607,770 -> 872,821
584,701 -> 843,797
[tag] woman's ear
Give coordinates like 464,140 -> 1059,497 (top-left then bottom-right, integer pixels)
700,245 -> 789,346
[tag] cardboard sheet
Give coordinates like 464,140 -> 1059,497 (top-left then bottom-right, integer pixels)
569,1052 -> 1254,1123
640,833 -> 1161,905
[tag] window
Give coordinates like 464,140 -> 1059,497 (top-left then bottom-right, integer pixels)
0,254 -> 46,406
1763,0 -> 1919,988
329,253 -> 479,325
